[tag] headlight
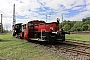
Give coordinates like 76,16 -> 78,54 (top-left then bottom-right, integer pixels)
50,27 -> 53,31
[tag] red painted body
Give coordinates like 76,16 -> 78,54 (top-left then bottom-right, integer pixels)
29,20 -> 59,32
21,20 -> 59,39
13,18 -> 69,44
24,24 -> 29,39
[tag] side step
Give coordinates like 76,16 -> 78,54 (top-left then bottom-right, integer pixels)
30,38 -> 46,41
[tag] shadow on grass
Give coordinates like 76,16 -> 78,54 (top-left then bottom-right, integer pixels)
0,39 -> 11,42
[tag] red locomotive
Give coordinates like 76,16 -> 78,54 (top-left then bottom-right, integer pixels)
12,18 -> 70,44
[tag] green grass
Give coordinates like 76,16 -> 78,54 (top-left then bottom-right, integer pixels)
66,34 -> 90,42
0,33 -> 68,60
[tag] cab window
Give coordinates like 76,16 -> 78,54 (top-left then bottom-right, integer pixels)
23,24 -> 26,29
28,23 -> 33,29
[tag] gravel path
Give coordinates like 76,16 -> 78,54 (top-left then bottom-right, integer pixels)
26,40 -> 90,60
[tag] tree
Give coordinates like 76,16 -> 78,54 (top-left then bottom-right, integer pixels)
70,22 -> 83,31
60,20 -> 76,30
82,24 -> 88,31
82,18 -> 86,22
70,27 -> 76,31
76,27 -> 82,31
82,17 -> 90,24
88,24 -> 90,31
63,24 -> 70,31
60,16 -> 90,31
85,20 -> 90,24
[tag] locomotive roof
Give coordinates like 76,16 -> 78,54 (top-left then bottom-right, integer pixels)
21,21 -> 29,25
15,23 -> 22,25
28,20 -> 45,23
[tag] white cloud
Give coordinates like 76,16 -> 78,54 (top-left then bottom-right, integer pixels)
68,11 -> 90,21
48,0 -> 84,9
72,6 -> 82,10
86,4 -> 90,11
86,0 -> 90,5
0,0 -> 90,30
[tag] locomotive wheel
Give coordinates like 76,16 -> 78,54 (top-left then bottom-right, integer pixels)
19,36 -> 23,39
27,39 -> 31,42
47,36 -> 56,44
48,40 -> 55,44
62,35 -> 65,41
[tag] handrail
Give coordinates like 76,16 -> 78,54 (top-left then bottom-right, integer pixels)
41,29 -> 46,40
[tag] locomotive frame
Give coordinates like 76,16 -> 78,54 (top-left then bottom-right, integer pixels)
12,19 -> 70,44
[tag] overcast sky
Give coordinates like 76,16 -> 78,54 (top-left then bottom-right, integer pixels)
0,0 -> 90,30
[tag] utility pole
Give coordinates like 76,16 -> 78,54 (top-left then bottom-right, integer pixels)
1,14 -> 3,33
46,14 -> 51,22
62,15 -> 63,28
13,4 -> 16,26
46,15 -> 47,22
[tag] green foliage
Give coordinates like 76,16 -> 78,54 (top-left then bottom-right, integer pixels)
63,24 -> 70,31
88,24 -> 90,31
76,27 -> 82,31
82,24 -> 88,31
70,27 -> 75,31
72,22 -> 83,31
82,17 -> 90,24
82,18 -> 86,22
60,17 -> 90,31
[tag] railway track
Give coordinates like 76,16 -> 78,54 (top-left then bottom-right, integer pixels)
47,42 -> 90,60
56,42 -> 90,56
65,39 -> 90,55
65,40 -> 90,48
22,39 -> 90,60
66,39 -> 90,44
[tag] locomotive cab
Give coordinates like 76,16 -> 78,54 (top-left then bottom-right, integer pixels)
12,23 -> 22,37
20,23 -> 34,39
20,23 -> 26,38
